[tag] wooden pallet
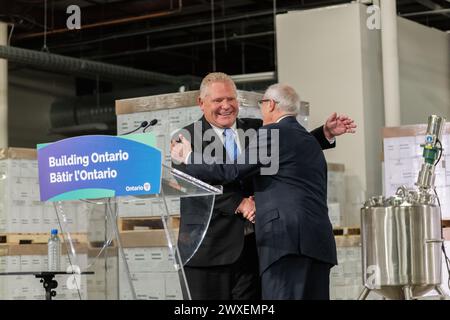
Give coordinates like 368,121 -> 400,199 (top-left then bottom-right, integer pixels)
443,220 -> 450,228
118,216 -> 180,232
0,232 -> 87,244
333,226 -> 360,236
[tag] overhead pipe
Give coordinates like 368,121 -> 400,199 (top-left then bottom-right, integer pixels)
231,71 -> 276,84
0,45 -> 187,85
400,8 -> 450,17
16,0 -> 184,40
380,0 -> 401,127
41,9 -> 281,51
0,24 -> 7,148
88,31 -> 275,60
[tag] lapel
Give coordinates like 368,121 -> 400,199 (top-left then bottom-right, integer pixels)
236,118 -> 246,151
199,116 -> 253,161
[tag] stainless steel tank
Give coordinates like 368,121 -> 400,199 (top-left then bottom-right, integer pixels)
359,115 -> 448,300
361,188 -> 443,299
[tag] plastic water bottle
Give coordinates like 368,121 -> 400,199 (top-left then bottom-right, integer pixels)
48,229 -> 61,271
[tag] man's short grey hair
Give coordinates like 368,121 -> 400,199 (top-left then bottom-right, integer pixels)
199,72 -> 237,99
264,83 -> 300,115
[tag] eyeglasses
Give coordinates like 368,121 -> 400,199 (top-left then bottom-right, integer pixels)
257,99 -> 279,107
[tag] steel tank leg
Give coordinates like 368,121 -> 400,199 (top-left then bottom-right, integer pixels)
358,287 -> 371,300
402,286 -> 413,300
435,286 -> 447,299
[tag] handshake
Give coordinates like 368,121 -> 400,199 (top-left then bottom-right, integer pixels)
237,196 -> 256,224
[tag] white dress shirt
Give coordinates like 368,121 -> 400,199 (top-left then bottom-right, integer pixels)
209,121 -> 242,154
185,121 -> 242,164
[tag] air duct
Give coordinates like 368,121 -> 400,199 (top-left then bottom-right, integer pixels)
50,85 -> 181,136
0,45 -> 187,85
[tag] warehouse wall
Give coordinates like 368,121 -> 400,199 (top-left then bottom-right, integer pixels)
8,69 -> 73,147
398,18 -> 450,124
276,2 -> 384,218
276,2 -> 450,207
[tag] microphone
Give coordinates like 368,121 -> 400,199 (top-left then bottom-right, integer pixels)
120,121 -> 148,135
143,119 -> 158,133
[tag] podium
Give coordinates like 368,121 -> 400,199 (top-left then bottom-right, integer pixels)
51,164 -> 221,300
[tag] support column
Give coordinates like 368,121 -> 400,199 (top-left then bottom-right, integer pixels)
0,22 -> 8,148
380,0 -> 401,127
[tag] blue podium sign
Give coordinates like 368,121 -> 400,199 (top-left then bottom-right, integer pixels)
37,134 -> 162,201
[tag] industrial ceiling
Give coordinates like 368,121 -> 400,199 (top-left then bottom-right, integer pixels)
1,0 -> 449,81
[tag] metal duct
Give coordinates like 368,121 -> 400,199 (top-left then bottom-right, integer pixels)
0,45 -> 186,85
50,85 -> 181,136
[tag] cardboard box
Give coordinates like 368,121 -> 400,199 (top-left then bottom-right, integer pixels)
0,148 -> 91,234
0,243 -> 90,300
328,202 -> 341,227
383,125 -> 450,219
119,271 -> 182,300
444,228 -> 450,241
115,90 -> 261,115
330,235 -> 371,300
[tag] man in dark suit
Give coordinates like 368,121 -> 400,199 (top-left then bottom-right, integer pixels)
172,83 -> 342,300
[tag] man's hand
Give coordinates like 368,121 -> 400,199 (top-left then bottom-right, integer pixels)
236,196 -> 256,224
170,134 -> 192,164
323,112 -> 357,140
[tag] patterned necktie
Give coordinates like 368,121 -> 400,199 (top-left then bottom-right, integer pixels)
223,128 -> 239,161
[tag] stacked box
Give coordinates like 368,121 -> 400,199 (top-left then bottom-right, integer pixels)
327,203 -> 342,227
383,125 -> 450,219
118,247 -> 182,300
0,148 -> 89,234
0,244 -> 88,300
328,162 -> 364,227
327,163 -> 346,227
442,241 -> 450,296
84,201 -> 109,243
330,236 -> 382,300
117,196 -> 180,219
118,227 -> 183,300
441,230 -> 450,296
86,246 -> 119,300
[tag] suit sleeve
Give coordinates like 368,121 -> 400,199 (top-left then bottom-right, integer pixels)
310,125 -> 336,150
182,128 -> 271,185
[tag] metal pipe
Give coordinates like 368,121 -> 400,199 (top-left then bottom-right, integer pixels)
380,0 -> 401,127
211,0 -> 216,71
400,8 -> 450,17
41,10 -> 278,51
0,45 -> 185,85
16,0 -> 184,40
230,71 -> 276,84
0,23 -> 7,148
88,31 -> 275,60
407,0 -> 450,18
272,0 -> 278,79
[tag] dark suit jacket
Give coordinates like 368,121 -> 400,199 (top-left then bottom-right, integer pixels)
173,116 -> 335,268
179,116 -> 338,273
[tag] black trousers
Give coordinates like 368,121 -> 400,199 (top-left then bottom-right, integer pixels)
261,254 -> 331,300
182,234 -> 261,300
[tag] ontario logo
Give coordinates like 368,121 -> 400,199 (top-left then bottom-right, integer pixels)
125,182 -> 151,192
